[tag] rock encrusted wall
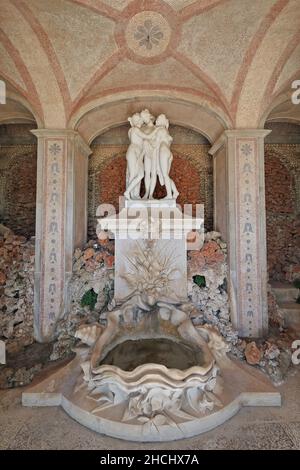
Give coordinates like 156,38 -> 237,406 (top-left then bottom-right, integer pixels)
0,123 -> 37,237
0,226 -> 35,353
187,232 -> 294,384
50,238 -> 115,361
0,227 -> 116,387
0,147 -> 37,237
188,233 -> 231,337
265,144 -> 300,281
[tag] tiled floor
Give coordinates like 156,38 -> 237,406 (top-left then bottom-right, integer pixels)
0,367 -> 300,450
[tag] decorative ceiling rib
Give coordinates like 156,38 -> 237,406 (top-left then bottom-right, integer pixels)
0,0 -> 299,128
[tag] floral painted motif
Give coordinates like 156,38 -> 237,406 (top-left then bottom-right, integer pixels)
49,143 -> 61,156
134,20 -> 164,50
240,143 -> 252,157
237,139 -> 261,337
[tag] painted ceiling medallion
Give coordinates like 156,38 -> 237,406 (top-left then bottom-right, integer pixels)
134,20 -> 164,50
125,11 -> 171,58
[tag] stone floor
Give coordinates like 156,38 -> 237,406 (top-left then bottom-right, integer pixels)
0,366 -> 300,450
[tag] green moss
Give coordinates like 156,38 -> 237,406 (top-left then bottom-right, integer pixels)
80,288 -> 98,311
293,279 -> 300,304
193,275 -> 206,288
293,278 -> 300,290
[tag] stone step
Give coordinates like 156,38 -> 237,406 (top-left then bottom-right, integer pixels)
271,282 -> 298,303
279,301 -> 300,332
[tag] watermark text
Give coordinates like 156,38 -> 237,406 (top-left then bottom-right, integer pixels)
0,80 -> 6,104
291,80 -> 300,105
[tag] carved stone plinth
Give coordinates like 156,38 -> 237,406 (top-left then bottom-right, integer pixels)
97,201 -> 203,302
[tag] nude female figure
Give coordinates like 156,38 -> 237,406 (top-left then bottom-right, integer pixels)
124,112 -> 156,200
139,109 -> 157,200
155,114 -> 179,199
125,113 -> 144,200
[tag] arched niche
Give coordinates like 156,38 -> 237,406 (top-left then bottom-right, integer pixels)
70,94 -> 229,241
87,123 -> 214,238
70,93 -> 229,145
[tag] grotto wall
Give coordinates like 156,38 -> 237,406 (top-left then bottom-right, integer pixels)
265,123 -> 300,282
0,124 -> 37,237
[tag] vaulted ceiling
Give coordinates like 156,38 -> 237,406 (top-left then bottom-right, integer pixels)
0,0 -> 299,139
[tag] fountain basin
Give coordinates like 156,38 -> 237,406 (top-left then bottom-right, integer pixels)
22,318 -> 281,441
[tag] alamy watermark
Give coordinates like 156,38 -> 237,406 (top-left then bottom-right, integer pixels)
291,79 -> 300,105
95,198 -> 204,250
292,339 -> 300,365
0,340 -> 6,364
0,80 -> 6,104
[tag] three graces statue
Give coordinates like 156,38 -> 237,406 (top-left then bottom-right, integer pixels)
124,109 -> 179,200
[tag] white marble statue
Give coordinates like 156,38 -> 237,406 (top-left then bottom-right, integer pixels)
155,114 -> 179,199
125,113 -> 146,200
124,109 -> 179,200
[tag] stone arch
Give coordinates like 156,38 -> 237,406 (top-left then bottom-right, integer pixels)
261,95 -> 300,129
0,76 -> 44,128
69,92 -> 230,144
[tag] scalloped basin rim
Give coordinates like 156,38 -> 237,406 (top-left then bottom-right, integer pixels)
92,361 -> 214,380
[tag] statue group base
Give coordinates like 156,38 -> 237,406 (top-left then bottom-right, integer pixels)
22,199 -> 280,442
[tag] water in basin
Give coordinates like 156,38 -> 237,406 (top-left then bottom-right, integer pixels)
100,337 -> 204,371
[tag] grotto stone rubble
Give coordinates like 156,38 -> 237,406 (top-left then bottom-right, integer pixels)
0,226 -> 297,388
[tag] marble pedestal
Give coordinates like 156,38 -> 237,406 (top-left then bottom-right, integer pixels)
98,199 -> 203,302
